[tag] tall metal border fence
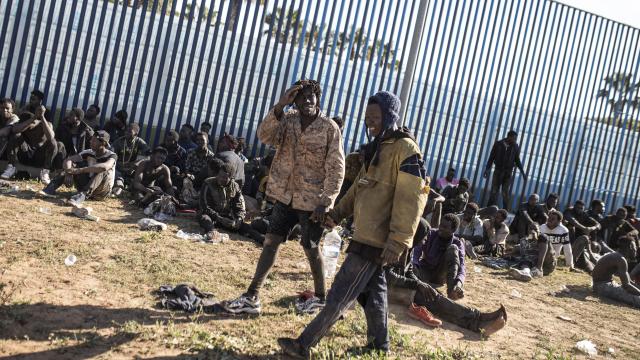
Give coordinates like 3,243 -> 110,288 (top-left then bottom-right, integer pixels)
1,0 -> 640,211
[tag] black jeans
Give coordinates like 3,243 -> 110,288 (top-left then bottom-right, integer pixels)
298,252 -> 389,351
7,135 -> 59,170
488,169 -> 512,210
268,201 -> 324,249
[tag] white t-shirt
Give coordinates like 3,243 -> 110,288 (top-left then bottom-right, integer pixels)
78,149 -> 117,187
539,223 -> 570,245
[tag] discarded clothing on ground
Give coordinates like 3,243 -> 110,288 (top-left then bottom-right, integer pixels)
144,195 -> 177,221
480,256 -> 514,270
157,284 -> 216,313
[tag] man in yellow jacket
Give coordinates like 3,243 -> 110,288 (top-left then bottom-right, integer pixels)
279,91 -> 429,357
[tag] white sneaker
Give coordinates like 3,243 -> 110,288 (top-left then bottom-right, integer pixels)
40,169 -> 51,185
223,294 -> 261,314
531,267 -> 543,278
295,296 -> 325,315
509,267 -> 532,282
68,192 -> 86,207
1,164 -> 16,180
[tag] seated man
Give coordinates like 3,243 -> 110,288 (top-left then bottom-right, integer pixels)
235,137 -> 249,163
385,222 -> 507,335
111,123 -> 149,195
102,110 -> 128,142
1,106 -> 62,184
184,131 -> 215,188
84,104 -> 101,130
510,194 -> 543,241
456,202 -> 484,257
600,207 -> 639,263
131,147 -> 174,207
588,199 -> 606,222
473,208 -> 509,257
0,98 -> 20,156
535,193 -> 559,225
624,205 -> 640,232
215,133 -> 245,188
540,210 -> 575,271
337,148 -> 363,203
591,252 -> 640,308
19,89 -> 52,122
198,159 -> 247,239
161,130 -> 187,191
412,213 -> 466,300
510,214 -> 559,281
564,200 -> 604,272
39,131 -> 116,206
178,124 -> 197,151
434,167 -> 459,192
55,108 -> 94,155
440,177 -> 470,215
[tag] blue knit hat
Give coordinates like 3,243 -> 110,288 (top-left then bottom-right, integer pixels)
369,91 -> 401,132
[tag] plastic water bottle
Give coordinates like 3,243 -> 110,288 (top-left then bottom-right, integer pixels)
322,227 -> 342,278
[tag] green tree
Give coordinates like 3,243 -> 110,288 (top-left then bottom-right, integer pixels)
597,72 -> 640,118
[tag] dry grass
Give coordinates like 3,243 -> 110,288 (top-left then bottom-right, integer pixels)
0,180 -> 639,359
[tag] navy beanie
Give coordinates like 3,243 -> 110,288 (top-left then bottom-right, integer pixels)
369,91 -> 401,132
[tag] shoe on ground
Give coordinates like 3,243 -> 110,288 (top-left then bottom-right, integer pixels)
222,294 -> 261,314
1,164 -> 16,180
530,267 -> 543,278
295,296 -> 325,315
408,303 -> 442,327
509,267 -> 532,282
39,169 -> 51,185
68,192 -> 86,207
277,337 -> 308,359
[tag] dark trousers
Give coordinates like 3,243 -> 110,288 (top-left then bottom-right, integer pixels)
198,213 -> 248,233
298,253 -> 389,351
488,169 -> 512,210
7,135 -> 59,170
413,264 -> 481,332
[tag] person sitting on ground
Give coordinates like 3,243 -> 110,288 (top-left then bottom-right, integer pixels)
184,131 -> 215,189
564,200 -> 605,272
131,146 -> 174,207
413,213 -> 466,300
55,108 -> 94,156
235,137 -> 248,163
591,251 -> 640,309
456,202 -> 484,258
39,131 -> 116,206
471,208 -> 509,258
215,133 -> 245,188
588,199 -> 606,222
19,90 -> 52,122
600,207 -> 639,262
510,213 -> 559,281
535,193 -> 559,224
510,194 -> 544,242
435,167 -> 459,192
198,159 -> 247,240
538,210 -> 576,271
331,116 -> 344,132
161,130 -> 187,190
84,104 -> 101,130
102,110 -> 128,142
111,123 -> 149,195
1,106 -> 62,184
440,177 -> 470,215
624,205 -> 640,232
336,148 -> 364,204
0,98 -> 20,157
179,124 -> 198,152
199,122 -> 212,136
386,218 -> 507,335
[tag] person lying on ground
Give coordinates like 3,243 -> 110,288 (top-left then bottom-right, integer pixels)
131,146 -> 174,207
535,193 -> 559,225
413,213 -> 466,300
510,194 -> 543,241
277,90 -> 426,358
111,123 -> 149,195
456,202 -> 484,257
440,177 -> 470,215
55,108 -> 94,156
102,110 -> 128,142
1,106 -> 63,185
469,209 -> 509,258
600,207 -> 639,263
591,251 -> 640,309
435,167 -> 459,192
224,79 -> 344,317
385,220 -> 507,336
0,98 -> 20,157
184,131 -> 215,189
215,133 -> 245,188
84,104 -> 101,130
197,158 -> 247,240
39,131 -> 116,207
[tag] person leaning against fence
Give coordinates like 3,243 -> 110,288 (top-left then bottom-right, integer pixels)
222,79 -> 345,316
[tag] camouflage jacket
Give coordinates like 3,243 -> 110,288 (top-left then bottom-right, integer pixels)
257,109 -> 345,211
185,147 -> 215,176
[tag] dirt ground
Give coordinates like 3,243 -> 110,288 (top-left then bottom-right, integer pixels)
0,181 -> 638,359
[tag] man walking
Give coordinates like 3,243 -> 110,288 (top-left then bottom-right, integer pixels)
484,130 -> 526,210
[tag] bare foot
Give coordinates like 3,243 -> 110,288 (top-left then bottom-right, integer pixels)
479,316 -> 506,337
